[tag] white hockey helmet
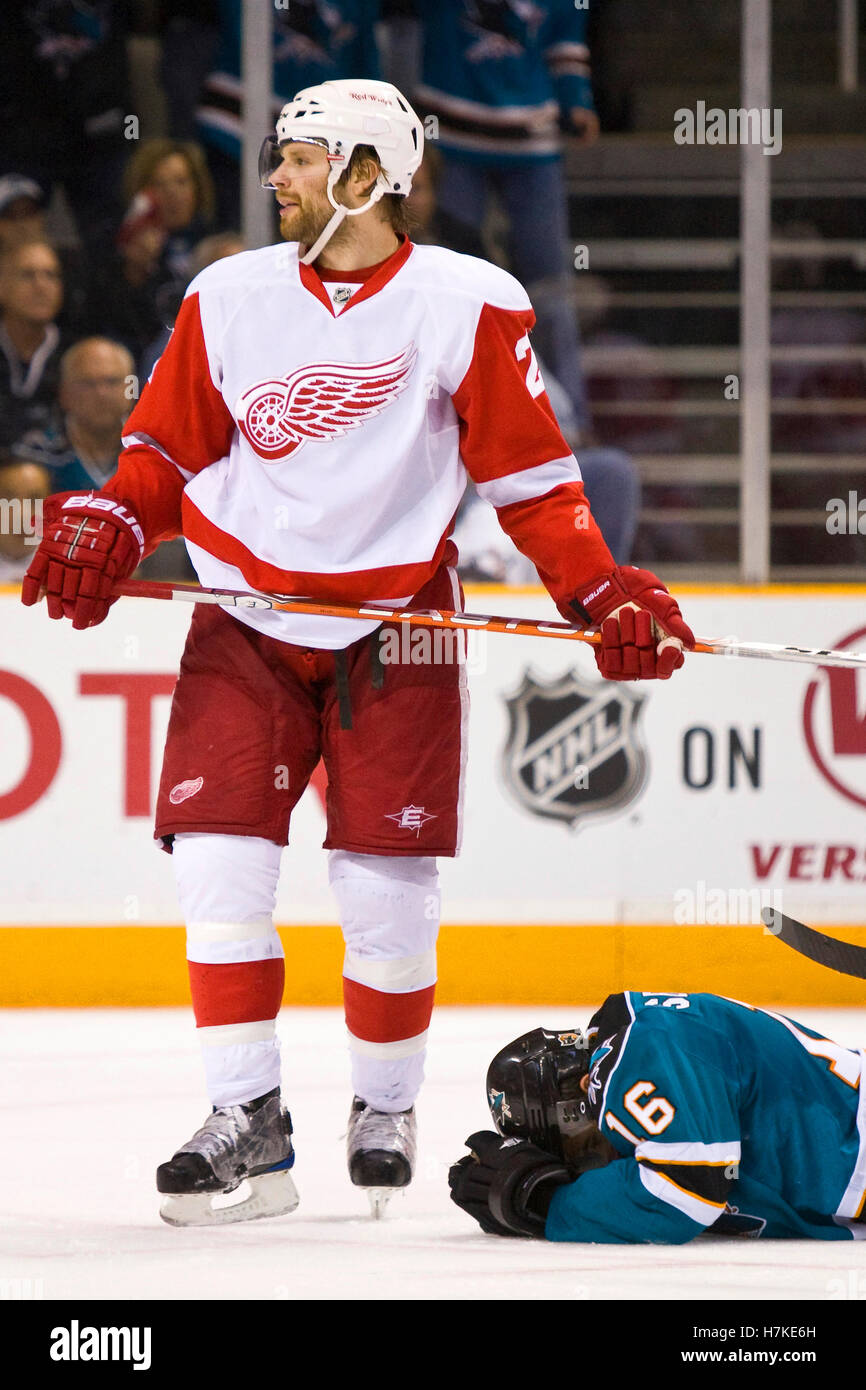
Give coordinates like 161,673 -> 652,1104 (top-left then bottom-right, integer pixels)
259,79 -> 424,263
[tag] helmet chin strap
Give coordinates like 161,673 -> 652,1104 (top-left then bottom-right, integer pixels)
299,204 -> 349,266
299,168 -> 388,266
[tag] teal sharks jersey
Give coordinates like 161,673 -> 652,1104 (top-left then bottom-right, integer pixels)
417,1 -> 594,164
546,991 -> 866,1244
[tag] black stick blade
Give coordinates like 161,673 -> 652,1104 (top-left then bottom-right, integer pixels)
761,909 -> 866,980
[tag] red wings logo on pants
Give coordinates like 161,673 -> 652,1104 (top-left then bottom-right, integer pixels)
236,343 -> 418,460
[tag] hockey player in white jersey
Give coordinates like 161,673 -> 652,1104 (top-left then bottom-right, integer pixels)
22,79 -> 694,1225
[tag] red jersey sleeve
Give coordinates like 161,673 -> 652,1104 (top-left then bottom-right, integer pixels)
451,301 -> 614,609
104,291 -> 236,553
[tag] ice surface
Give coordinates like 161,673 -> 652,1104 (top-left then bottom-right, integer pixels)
2,1005 -> 866,1301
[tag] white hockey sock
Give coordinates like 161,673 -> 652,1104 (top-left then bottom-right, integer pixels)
173,833 -> 285,1108
329,850 -> 440,1113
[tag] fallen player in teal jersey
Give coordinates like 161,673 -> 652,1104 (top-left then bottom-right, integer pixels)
448,991 -> 866,1242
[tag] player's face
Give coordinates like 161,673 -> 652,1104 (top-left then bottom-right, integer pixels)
560,1124 -> 619,1168
270,143 -> 334,246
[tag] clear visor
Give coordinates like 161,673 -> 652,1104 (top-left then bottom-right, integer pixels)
258,136 -> 282,189
257,135 -> 334,188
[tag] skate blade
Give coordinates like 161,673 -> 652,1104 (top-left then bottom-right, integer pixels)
365,1187 -> 405,1220
159,1167 -> 300,1227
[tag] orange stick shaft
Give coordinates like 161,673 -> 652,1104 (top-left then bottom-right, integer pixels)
113,579 -> 866,669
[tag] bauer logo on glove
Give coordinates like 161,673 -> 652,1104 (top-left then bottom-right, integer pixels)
566,565 -> 696,682
20,490 -> 145,630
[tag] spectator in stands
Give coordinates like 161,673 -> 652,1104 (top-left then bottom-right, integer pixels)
189,230 -> 247,277
404,145 -> 487,258
415,1 -> 599,433
0,177 -> 48,255
19,336 -> 196,584
138,229 -> 246,382
159,0 -> 381,226
0,4 -> 131,241
82,141 -> 216,370
122,140 -> 217,284
51,339 -> 136,492
13,337 -> 132,483
83,192 -> 171,364
0,241 -> 65,450
0,456 -> 51,583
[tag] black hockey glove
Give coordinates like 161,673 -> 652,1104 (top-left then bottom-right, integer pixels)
447,1131 -> 574,1238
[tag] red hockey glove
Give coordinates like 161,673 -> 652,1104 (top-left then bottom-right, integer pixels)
21,491 -> 144,630
565,565 -> 695,681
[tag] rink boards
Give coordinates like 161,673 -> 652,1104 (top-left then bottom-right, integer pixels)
2,582 -> 866,1005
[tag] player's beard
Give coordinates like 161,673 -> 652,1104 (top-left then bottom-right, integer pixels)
278,198 -> 332,249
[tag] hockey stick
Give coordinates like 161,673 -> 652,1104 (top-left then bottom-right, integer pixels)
761,908 -> 866,979
114,579 -> 866,669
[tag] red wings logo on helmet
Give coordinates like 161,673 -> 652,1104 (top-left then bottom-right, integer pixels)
236,343 -> 418,461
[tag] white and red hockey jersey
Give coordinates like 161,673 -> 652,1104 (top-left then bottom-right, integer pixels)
108,236 -> 614,647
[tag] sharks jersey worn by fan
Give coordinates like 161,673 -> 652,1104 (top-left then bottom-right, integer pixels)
105,236 -> 614,648
547,991 -> 866,1243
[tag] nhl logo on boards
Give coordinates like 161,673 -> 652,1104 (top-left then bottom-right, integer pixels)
501,669 -> 648,830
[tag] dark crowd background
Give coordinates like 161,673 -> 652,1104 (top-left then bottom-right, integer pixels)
0,1 -> 862,583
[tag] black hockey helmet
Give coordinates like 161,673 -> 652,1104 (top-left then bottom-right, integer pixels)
486,1027 -> 594,1158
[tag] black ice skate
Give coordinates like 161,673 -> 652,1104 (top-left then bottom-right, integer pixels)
347,1096 -> 416,1219
156,1088 -> 299,1227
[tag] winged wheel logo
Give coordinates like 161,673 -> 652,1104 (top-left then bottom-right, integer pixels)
236,343 -> 418,460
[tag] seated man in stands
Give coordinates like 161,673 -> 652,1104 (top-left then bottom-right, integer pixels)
0,240 -> 66,449
17,336 -> 194,581
17,337 -> 135,491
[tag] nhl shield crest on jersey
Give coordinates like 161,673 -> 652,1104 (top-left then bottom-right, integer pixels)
501,669 -> 648,830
